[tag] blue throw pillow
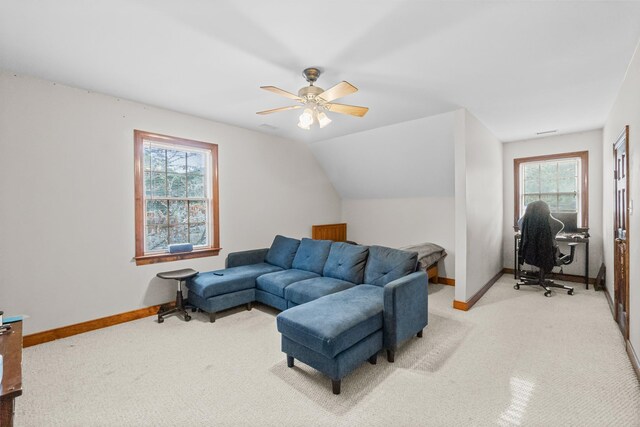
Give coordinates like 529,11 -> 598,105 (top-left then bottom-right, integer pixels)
292,238 -> 332,274
364,246 -> 418,287
265,235 -> 301,269
322,242 -> 369,284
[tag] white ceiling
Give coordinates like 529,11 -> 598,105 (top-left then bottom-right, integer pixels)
1,1 -> 639,143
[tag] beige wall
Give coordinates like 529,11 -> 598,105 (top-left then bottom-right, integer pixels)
603,41 -> 640,354
502,129 -> 603,278
0,72 -> 341,334
341,197 -> 455,278
454,109 -> 503,302
310,111 -> 457,277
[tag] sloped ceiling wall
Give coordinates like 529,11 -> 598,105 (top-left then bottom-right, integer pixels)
308,111 -> 455,199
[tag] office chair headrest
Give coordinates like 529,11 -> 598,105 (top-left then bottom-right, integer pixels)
524,200 -> 551,219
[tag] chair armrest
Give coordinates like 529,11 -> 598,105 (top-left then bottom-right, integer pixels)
383,271 -> 428,350
558,242 -> 578,265
226,248 -> 269,268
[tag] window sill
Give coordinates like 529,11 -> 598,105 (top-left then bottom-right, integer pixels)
134,248 -> 221,266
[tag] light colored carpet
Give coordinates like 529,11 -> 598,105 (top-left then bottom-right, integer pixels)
17,275 -> 640,426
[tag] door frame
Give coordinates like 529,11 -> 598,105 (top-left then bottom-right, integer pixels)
613,125 -> 630,339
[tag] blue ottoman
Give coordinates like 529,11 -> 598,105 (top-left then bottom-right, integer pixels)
276,285 -> 384,394
187,263 -> 282,322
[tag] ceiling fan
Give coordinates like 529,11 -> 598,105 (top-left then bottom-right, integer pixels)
257,67 -> 369,130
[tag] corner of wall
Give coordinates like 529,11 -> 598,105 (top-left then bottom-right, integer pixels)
454,109 -> 468,301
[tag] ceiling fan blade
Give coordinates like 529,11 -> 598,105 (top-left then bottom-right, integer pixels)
260,86 -> 304,102
256,105 -> 303,115
326,103 -> 369,117
317,81 -> 358,102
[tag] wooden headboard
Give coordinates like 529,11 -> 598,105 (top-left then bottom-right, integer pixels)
312,223 -> 347,242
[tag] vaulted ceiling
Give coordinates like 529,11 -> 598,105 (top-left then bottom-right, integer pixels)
1,1 -> 639,143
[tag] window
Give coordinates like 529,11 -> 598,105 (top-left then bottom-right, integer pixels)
134,130 -> 220,265
514,151 -> 588,228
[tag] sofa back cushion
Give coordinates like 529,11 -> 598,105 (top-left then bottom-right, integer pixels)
322,242 -> 369,284
265,235 -> 300,269
364,246 -> 418,287
291,238 -> 332,274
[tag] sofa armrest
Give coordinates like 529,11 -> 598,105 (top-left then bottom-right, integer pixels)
383,271 -> 428,351
226,248 -> 269,268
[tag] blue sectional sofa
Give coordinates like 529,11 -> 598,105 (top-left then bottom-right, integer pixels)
186,235 -> 428,394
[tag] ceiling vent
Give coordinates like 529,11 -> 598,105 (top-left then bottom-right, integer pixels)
536,129 -> 558,135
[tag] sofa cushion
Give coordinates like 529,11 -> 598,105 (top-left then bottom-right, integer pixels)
277,285 -> 384,358
364,246 -> 419,287
187,263 -> 283,299
285,276 -> 357,305
265,235 -> 300,269
256,269 -> 320,298
291,238 -> 332,274
322,242 -> 369,284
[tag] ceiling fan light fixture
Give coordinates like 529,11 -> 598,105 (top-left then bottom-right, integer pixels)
299,108 -> 314,127
297,120 -> 311,130
317,111 -> 332,128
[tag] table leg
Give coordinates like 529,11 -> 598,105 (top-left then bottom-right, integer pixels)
1,398 -> 15,427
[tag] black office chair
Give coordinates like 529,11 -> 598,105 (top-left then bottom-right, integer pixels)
515,200 -> 576,297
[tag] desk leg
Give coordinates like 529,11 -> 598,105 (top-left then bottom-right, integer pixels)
585,241 -> 589,290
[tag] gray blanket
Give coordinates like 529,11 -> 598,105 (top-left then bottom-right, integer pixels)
400,242 -> 447,270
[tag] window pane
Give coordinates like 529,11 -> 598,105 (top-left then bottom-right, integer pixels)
144,146 -> 151,171
189,224 -> 207,246
151,172 -> 167,197
146,225 -> 168,251
167,150 -> 187,173
524,179 -> 539,194
168,200 -> 188,225
541,194 -> 558,212
189,201 -> 207,223
187,174 -> 205,198
187,152 -> 205,173
167,173 -> 186,198
149,147 -> 166,172
146,200 -> 168,225
169,225 -> 189,244
558,177 -> 576,193
539,163 -> 557,193
523,194 -> 540,207
558,160 -> 577,177
144,171 -> 152,197
523,164 -> 539,182
558,194 -> 577,212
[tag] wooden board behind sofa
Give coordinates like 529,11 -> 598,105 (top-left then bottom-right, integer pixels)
312,223 -> 347,242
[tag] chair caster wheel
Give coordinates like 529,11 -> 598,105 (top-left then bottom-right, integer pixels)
544,291 -> 551,297
192,307 -> 197,313
568,289 -> 574,295
514,284 -> 520,290
158,317 -> 164,323
185,315 -> 191,322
